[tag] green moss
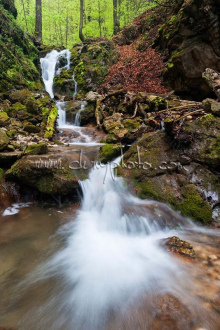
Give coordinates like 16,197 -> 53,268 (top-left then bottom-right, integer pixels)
100,144 -> 123,163
0,168 -> 4,183
180,185 -> 212,224
25,143 -> 48,155
0,111 -> 9,124
44,105 -> 58,139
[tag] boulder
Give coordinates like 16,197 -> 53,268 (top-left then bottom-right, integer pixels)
0,128 -> 9,151
0,111 -> 9,126
99,144 -> 123,164
119,114 -> 220,224
5,154 -> 79,196
155,0 -> 220,99
202,98 -> 220,116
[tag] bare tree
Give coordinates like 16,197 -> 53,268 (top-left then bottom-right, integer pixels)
35,0 -> 42,41
79,0 -> 85,41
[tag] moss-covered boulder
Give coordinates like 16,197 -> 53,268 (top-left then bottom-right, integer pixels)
5,154 -> 79,196
99,144 -> 123,164
154,0 -> 220,99
0,2 -> 42,92
0,112 -> 9,126
53,69 -> 76,97
70,38 -> 119,96
119,119 -> 220,224
25,143 -> 48,155
0,128 -> 9,151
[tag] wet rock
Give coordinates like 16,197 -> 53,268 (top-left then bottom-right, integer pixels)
25,143 -> 48,155
0,128 -> 9,151
5,154 -> 79,196
119,126 -> 217,224
99,144 -> 123,164
161,236 -> 196,258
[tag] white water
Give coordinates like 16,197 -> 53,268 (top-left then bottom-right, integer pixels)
20,158 -> 202,330
41,49 -> 95,144
40,49 -> 71,98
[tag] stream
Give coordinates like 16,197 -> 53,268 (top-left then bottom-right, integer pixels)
0,49 -> 220,330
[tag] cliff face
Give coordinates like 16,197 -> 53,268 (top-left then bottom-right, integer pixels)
155,0 -> 220,99
0,0 -> 42,92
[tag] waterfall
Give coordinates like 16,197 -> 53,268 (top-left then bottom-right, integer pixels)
40,49 -> 71,98
22,157 -> 199,330
74,101 -> 86,126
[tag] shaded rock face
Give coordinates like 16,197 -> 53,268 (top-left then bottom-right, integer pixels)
113,24 -> 139,46
155,0 -> 220,99
0,2 -> 42,92
5,154 -> 79,196
119,113 -> 220,224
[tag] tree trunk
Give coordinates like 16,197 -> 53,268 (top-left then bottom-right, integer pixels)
79,0 -> 85,42
113,0 -> 120,35
35,0 -> 42,41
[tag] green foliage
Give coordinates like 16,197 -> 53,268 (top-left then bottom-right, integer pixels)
15,0 -> 154,47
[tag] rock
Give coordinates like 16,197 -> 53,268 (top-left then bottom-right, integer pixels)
113,24 -> 139,46
0,128 -> 9,151
44,105 -> 58,139
202,98 -> 220,116
24,124 -> 41,134
202,68 -> 220,98
5,154 -> 79,196
70,38 -> 119,95
155,0 -> 220,99
85,91 -> 101,103
0,111 -> 9,126
119,126 -> 217,224
161,236 -> 196,258
25,143 -> 48,155
99,144 -> 123,164
53,69 -> 76,97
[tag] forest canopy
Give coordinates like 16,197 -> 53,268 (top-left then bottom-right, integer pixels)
15,0 -> 156,47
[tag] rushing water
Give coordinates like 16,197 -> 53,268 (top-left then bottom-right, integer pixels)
0,50 -> 220,329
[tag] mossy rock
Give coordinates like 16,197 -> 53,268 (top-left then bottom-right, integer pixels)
44,105 -> 58,139
6,154 -> 79,196
0,128 -> 9,151
0,112 -> 9,126
25,143 -> 48,155
70,38 -> 119,95
24,125 -> 41,134
100,144 -> 123,164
